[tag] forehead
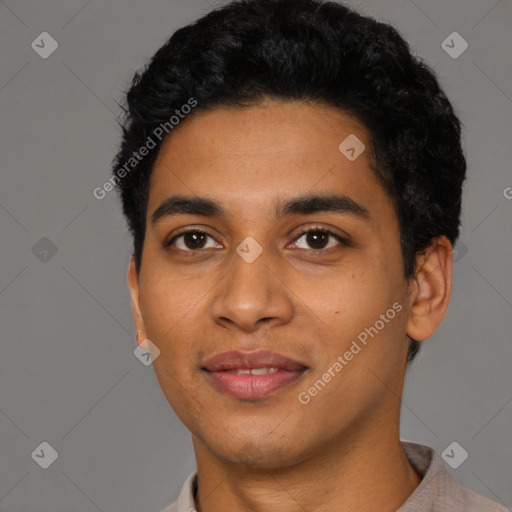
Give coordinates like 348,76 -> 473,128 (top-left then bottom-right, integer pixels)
147,100 -> 389,216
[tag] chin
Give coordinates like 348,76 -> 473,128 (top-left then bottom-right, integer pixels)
199,428 -> 312,470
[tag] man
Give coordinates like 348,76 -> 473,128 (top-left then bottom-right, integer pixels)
112,0 -> 507,510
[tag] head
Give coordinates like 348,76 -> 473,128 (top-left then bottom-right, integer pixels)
113,0 -> 465,468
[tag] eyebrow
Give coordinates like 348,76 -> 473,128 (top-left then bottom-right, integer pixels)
278,193 -> 370,220
151,193 -> 370,226
151,196 -> 223,225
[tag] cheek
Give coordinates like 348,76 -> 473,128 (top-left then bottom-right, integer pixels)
312,260 -> 407,361
138,271 -> 195,341
298,263 -> 387,328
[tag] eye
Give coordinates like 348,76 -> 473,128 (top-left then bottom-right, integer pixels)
292,228 -> 347,251
166,230 -> 222,251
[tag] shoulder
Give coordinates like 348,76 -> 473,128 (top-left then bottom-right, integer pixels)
400,441 -> 508,511
438,482 -> 509,511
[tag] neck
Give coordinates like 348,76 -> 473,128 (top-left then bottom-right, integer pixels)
192,422 -> 421,512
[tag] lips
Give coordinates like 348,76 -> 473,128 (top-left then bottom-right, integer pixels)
202,350 -> 308,400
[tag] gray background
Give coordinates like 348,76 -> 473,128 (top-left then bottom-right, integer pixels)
1,0 -> 511,510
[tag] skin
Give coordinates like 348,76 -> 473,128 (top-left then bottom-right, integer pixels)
128,100 -> 453,512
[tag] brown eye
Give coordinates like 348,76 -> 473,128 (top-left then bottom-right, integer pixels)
182,232 -> 207,249
168,230 -> 222,251
305,231 -> 330,249
293,229 -> 346,251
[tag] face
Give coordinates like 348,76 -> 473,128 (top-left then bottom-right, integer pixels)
128,100 -> 431,468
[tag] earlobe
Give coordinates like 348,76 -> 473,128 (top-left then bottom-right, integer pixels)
406,236 -> 453,342
127,256 -> 147,342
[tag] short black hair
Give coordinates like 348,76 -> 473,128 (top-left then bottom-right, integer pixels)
112,0 -> 466,363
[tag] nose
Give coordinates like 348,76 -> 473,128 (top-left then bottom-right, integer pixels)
210,250 -> 294,332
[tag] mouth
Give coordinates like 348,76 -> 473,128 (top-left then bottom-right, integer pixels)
201,349 -> 308,400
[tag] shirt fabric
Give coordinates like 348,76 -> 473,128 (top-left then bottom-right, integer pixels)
159,441 -> 508,512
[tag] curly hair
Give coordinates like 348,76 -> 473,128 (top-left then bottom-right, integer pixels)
112,0 -> 466,363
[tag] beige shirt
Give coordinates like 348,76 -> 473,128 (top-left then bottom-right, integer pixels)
160,441 -> 508,512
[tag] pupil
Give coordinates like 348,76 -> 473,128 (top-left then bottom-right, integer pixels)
185,232 -> 206,249
307,231 -> 328,249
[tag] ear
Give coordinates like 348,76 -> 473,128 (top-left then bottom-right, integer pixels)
127,256 -> 146,345
406,235 -> 453,342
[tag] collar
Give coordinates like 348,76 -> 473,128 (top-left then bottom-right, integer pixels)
161,441 -> 505,512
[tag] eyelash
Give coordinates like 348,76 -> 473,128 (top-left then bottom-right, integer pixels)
164,227 -> 349,254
